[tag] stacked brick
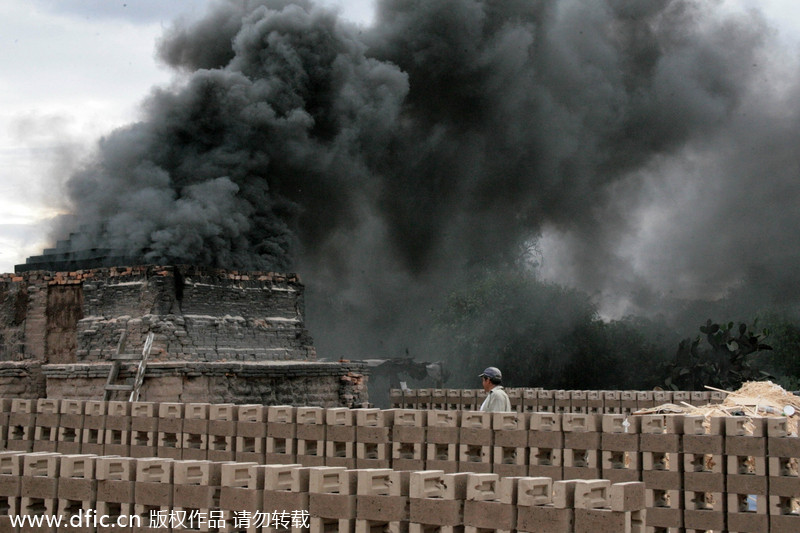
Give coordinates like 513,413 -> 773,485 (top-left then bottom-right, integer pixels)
0,397 -> 799,532
393,387 -> 722,413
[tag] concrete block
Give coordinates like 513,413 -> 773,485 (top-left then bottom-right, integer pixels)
529,428 -> 564,449
426,443 -> 458,472
564,430 -> 601,450
573,479 -> 611,509
640,414 -> 684,435
172,460 -> 221,509
266,435 -> 296,464
727,436 -> 767,457
684,501 -> 725,531
392,425 -> 425,443
529,447 -> 563,480
642,451 -> 681,472
308,467 -> 357,519
10,399 -> 35,414
459,444 -> 491,466
392,442 -> 425,471
601,450 -> 641,482
356,443 -> 391,468
682,435 -> 724,457
563,413 -> 600,433
219,462 -> 262,514
522,389 -> 538,412
463,498 -> 516,530
610,481 -> 645,512
517,477 -> 552,506
417,389 -> 433,409
574,508 -> 646,533
21,453 -> 60,500
552,479 -> 579,509
769,435 -> 800,459
493,412 -> 528,447
516,504 -> 574,533
530,412 -> 561,431
727,507 -> 769,533
601,414 -> 640,435
564,448 -> 599,470
465,473 -> 515,504
728,454 -> 766,476
726,416 -> 766,437
184,403 -> 209,419
130,401 -> 157,418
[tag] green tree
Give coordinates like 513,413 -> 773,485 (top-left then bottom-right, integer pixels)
664,319 -> 772,391
431,270 -> 667,389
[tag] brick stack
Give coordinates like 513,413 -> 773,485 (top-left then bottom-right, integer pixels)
133,458 -> 173,532
57,454 -> 97,533
726,416 -> 768,533
408,470 -> 469,531
103,401 -> 131,457
529,412 -> 563,480
426,410 -> 461,473
767,416 -> 800,533
156,402 -> 183,460
19,452 -> 60,528
265,406 -> 296,465
58,400 -> 85,455
573,479 -> 646,533
390,409 -> 426,471
6,399 -> 35,452
603,391 -> 621,414
295,406 -> 326,467
33,399 -> 60,453
172,460 -> 223,531
308,466 -> 357,531
129,402 -> 158,459
218,462 -> 262,530
446,388 -> 462,411
207,404 -> 237,462
562,413 -> 602,480
95,456 -> 136,528
601,414 -> 641,484
181,403 -> 209,461
355,468 -> 409,532
82,400 -> 106,455
516,476 -> 571,533
355,408 -> 393,468
463,472 -> 519,532
0,451 -> 23,530
459,411 -> 493,474
324,407 -> 355,468
641,414 -> 684,532
262,463 -> 310,531
682,415 -> 726,532
235,404 -> 266,464
492,411 -> 529,477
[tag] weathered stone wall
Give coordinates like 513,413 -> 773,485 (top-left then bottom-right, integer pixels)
0,362 -> 45,398
0,265 -> 315,365
42,361 -> 368,407
0,266 -> 365,406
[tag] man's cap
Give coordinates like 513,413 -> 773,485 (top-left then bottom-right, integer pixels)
479,367 -> 502,380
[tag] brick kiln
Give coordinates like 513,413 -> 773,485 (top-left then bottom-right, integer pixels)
0,265 -> 367,406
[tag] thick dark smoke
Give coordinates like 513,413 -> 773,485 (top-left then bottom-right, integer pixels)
60,0 -> 800,368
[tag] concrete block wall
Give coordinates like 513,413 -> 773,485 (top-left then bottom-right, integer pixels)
0,451 -> 647,532
393,387 -> 727,414
1,397 -> 798,531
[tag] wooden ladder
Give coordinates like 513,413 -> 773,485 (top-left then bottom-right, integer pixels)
103,331 -> 155,402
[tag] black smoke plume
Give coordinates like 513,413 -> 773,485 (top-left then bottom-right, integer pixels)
59,0 -> 800,369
